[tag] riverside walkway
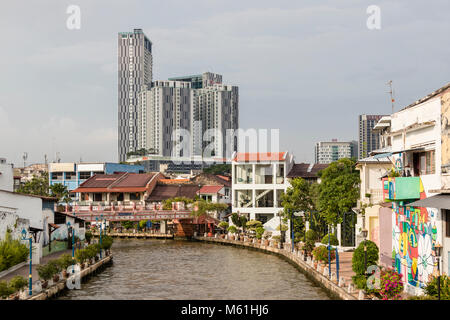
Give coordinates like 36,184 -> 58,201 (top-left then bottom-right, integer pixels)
194,235 -> 362,300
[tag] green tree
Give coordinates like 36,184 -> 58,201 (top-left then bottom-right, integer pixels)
191,199 -> 228,233
318,158 -> 360,227
49,183 -> 71,203
203,164 -> 231,175
16,172 -> 49,197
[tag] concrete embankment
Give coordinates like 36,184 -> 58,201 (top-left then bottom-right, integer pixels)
95,232 -> 174,239
27,254 -> 113,300
194,236 -> 358,300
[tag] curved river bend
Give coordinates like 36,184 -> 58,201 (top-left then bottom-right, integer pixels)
59,239 -> 330,300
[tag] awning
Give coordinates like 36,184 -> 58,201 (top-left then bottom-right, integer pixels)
407,194 -> 450,209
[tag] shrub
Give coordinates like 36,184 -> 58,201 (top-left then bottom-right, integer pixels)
246,220 -> 262,231
47,259 -> 62,274
227,226 -> 237,234
378,268 -> 404,300
8,276 -> 28,292
57,254 -> 74,270
218,221 -> 229,229
74,249 -> 88,264
0,232 -> 29,272
312,245 -> 335,263
272,235 -> 281,242
85,231 -> 92,244
100,236 -> 113,250
352,274 -> 369,290
37,263 -> 57,281
255,227 -> 265,239
85,245 -> 98,260
408,295 -> 437,300
0,281 -> 14,298
352,240 -> 379,276
294,232 -> 302,243
305,229 -> 318,242
424,274 -> 450,300
321,233 -> 339,246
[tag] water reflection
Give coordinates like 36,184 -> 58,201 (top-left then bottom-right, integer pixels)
59,239 -> 330,300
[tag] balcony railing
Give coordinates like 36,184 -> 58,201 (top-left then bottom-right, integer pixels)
55,201 -> 191,214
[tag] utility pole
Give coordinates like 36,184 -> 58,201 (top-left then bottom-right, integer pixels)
387,80 -> 395,114
22,152 -> 28,168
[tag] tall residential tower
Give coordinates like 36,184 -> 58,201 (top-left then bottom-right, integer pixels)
358,114 -> 386,159
118,29 -> 153,162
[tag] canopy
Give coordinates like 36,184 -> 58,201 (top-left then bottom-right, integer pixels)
407,194 -> 450,209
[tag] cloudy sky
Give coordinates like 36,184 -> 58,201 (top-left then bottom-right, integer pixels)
0,0 -> 449,166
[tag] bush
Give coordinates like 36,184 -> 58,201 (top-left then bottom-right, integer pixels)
352,274 -> 369,290
0,232 -> 29,272
8,276 -> 28,292
255,227 -> 265,239
85,244 -> 99,260
218,221 -> 229,229
352,240 -> 379,276
227,226 -> 237,234
37,263 -> 57,281
101,236 -> 113,250
85,231 -> 92,244
378,268 -> 404,300
74,248 -> 88,264
312,245 -> 335,263
57,254 -> 74,270
305,229 -> 318,242
246,220 -> 262,231
47,259 -> 62,274
321,233 -> 339,246
424,274 -> 450,300
0,281 -> 14,298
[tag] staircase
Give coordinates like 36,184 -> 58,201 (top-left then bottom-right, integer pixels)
263,216 -> 281,235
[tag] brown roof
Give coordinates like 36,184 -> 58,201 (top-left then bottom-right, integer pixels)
234,152 -> 286,162
72,172 -> 157,193
146,184 -> 199,202
287,163 -> 328,179
191,173 -> 231,187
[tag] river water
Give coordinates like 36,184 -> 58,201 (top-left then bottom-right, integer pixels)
58,239 -> 330,300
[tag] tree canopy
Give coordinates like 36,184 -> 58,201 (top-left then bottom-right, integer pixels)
317,158 -> 360,226
16,172 -> 49,197
203,164 -> 231,175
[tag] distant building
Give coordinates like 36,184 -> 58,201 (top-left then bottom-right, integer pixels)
358,114 -> 386,159
13,163 -> 48,191
286,163 -> 329,183
314,140 -> 357,164
49,162 -> 144,200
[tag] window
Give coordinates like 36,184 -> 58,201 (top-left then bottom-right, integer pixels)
446,210 -> 450,238
413,150 -> 435,175
79,172 -> 91,180
51,172 -> 63,180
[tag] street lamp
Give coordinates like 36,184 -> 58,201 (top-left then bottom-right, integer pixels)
435,243 -> 442,300
96,216 -> 102,259
21,228 -> 33,296
67,221 -> 75,274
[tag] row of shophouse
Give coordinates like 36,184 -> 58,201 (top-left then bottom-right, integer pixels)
355,82 -> 450,295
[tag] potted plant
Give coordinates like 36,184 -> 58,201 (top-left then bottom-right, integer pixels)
37,263 -> 56,289
85,231 -> 93,245
57,254 -> 73,278
0,281 -> 14,300
227,226 -> 237,240
75,248 -> 88,269
8,276 -> 27,300
101,236 -> 113,256
47,259 -> 62,282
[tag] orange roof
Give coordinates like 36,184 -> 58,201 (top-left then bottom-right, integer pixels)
234,152 -> 286,162
198,185 -> 223,194
159,178 -> 190,184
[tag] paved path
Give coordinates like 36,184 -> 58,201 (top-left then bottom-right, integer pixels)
0,249 -> 72,283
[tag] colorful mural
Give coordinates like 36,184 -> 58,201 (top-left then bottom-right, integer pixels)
387,177 -> 439,289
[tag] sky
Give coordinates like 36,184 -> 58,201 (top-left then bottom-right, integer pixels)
0,0 -> 449,166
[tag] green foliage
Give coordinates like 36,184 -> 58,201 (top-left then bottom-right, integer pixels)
8,276 -> 28,292
101,236 -> 113,250
352,274 -> 369,290
352,240 -> 379,276
318,158 -> 360,226
16,172 -> 50,197
321,233 -> 339,246
84,231 -> 92,244
312,245 -> 335,263
281,177 -> 314,217
139,220 -> 148,229
231,213 -> 241,227
255,227 -> 265,239
49,183 -> 71,203
203,164 -> 231,175
378,268 -> 404,300
388,167 -> 401,177
47,259 -> 62,273
85,244 -> 101,260
163,197 -> 194,210
218,221 -> 229,229
57,254 -> 74,270
37,262 -> 57,281
424,274 -> 450,300
408,295 -> 437,300
276,224 -> 288,232
227,226 -> 237,234
305,229 -> 318,242
246,220 -> 262,231
0,281 -> 14,298
191,200 -> 228,219
0,232 -> 29,272
74,248 -> 88,265
239,215 -> 248,231
120,221 -> 135,230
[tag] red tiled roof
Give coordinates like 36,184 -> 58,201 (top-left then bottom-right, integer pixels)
234,152 -> 286,162
198,185 -> 223,194
216,175 -> 230,181
71,172 -> 157,193
159,178 -> 190,184
146,185 -> 199,202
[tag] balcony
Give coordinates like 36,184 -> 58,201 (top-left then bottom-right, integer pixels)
382,177 -> 421,202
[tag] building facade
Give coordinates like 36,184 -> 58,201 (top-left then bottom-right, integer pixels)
358,114 -> 386,159
314,140 -> 357,164
118,28 -> 153,162
377,83 -> 450,295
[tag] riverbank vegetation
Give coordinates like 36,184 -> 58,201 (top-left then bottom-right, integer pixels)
0,231 -> 29,272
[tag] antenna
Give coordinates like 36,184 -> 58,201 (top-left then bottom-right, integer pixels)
387,80 -> 395,113
44,154 -> 48,165
22,152 -> 28,168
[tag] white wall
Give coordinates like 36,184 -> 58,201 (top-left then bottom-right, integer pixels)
0,160 -> 14,192
0,191 -> 43,229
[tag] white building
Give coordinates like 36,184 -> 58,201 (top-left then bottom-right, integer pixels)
315,140 -> 358,164
374,83 -> 450,295
231,152 -> 294,226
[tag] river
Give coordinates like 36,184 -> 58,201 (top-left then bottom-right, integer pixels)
58,239 -> 331,300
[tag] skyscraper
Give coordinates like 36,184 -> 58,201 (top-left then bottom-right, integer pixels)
137,72 -> 239,159
118,29 -> 153,162
358,114 -> 386,159
314,139 -> 358,164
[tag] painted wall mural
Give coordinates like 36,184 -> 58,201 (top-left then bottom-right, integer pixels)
390,179 -> 439,289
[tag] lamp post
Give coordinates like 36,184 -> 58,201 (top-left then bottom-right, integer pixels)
67,221 -> 75,274
96,216 -> 102,259
435,243 -> 442,300
328,225 -> 331,278
21,229 -> 32,296
362,228 -> 368,278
